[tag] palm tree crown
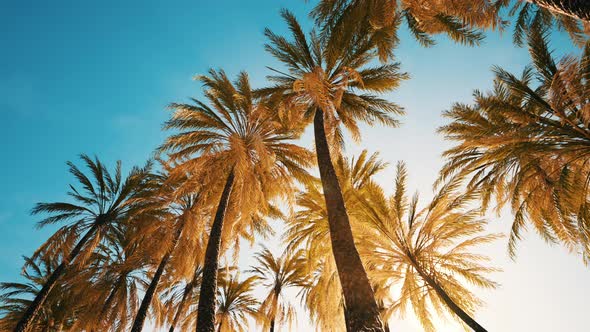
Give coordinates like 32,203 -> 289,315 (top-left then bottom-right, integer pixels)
439,27 -> 590,263
358,162 -> 501,331
215,275 -> 260,332
13,155 -> 151,332
260,10 -> 407,147
248,246 -> 307,331
161,69 -> 313,332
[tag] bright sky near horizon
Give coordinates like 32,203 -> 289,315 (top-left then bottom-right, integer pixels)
1,1 -> 589,331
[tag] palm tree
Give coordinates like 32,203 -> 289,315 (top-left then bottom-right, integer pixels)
13,155 -> 151,332
214,275 -> 260,332
357,162 -> 501,332
439,26 -> 590,264
248,246 -> 307,332
283,150 -> 389,330
260,10 -> 407,331
160,69 -> 313,332
0,257 -> 82,331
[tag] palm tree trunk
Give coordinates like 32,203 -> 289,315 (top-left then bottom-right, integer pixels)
525,0 -> 590,21
383,322 -> 390,332
269,318 -> 275,332
195,169 -> 236,332
313,108 -> 384,332
410,257 -> 487,332
14,223 -> 99,332
169,280 -> 195,332
131,220 -> 187,332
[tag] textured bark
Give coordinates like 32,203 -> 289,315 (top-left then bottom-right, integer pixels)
195,169 -> 235,332
526,0 -> 590,21
130,253 -> 171,332
131,220 -> 187,332
410,256 -> 487,332
14,223 -> 99,332
313,108 -> 384,332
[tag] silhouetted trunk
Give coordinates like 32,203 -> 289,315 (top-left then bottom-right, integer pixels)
313,108 -> 384,332
169,279 -> 195,332
195,169 -> 235,332
14,223 -> 99,332
526,0 -> 590,21
131,220 -> 187,332
410,256 -> 487,332
269,318 -> 275,332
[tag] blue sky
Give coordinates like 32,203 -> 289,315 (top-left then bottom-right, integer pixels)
1,1 -> 589,331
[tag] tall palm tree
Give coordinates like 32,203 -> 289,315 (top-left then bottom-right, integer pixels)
439,26 -> 590,264
283,150 -> 389,330
260,10 -> 407,331
357,163 -> 501,332
214,275 -> 260,332
0,257 -> 82,331
248,246 -> 307,332
161,69 -> 313,332
13,155 -> 151,332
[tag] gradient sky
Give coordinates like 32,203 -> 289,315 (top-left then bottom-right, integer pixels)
1,1 -> 589,331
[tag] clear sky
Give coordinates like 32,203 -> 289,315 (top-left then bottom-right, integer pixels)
1,1 -> 589,331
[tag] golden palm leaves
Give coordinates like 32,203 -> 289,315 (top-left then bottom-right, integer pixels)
215,275 -> 260,332
162,69 -> 313,240
440,27 -> 590,263
248,246 -> 307,331
261,9 -> 406,148
285,150 -> 388,331
287,151 -> 500,331
312,0 -> 589,57
0,257 -> 83,332
357,162 -> 500,331
5,1 -> 590,331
